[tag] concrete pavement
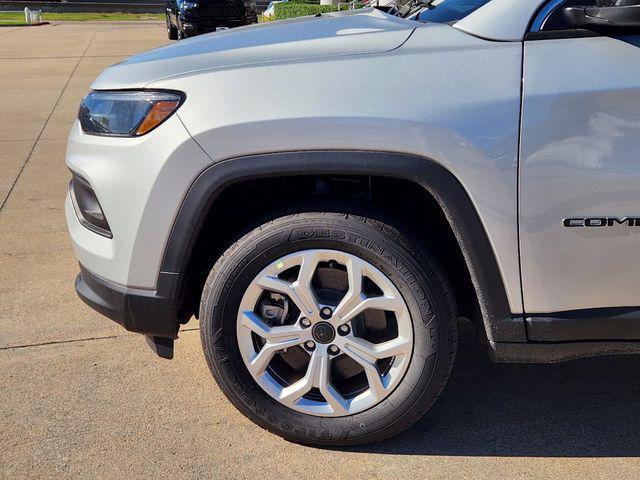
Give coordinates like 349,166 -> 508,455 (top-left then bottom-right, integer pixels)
1,22 -> 640,480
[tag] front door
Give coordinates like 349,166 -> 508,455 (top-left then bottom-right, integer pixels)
520,1 -> 640,337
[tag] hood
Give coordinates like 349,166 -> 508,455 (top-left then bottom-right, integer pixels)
92,9 -> 416,89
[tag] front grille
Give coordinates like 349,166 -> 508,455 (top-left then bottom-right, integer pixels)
198,1 -> 246,20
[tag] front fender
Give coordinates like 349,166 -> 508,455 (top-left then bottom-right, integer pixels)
157,150 -> 525,344
151,23 -> 524,315
148,24 -> 522,326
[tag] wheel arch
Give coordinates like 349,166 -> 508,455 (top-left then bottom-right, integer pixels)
162,150 -> 524,344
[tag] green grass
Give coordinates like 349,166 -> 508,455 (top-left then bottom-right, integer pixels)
268,1 -> 365,21
272,3 -> 338,20
0,12 -> 164,23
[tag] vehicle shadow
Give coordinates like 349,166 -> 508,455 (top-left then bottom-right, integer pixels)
351,322 -> 640,457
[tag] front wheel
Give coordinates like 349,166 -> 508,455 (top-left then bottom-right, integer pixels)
200,211 -> 457,445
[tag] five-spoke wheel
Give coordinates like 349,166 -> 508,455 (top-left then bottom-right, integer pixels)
237,250 -> 413,416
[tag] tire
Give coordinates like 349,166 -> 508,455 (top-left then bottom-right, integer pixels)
166,14 -> 178,40
200,211 -> 457,446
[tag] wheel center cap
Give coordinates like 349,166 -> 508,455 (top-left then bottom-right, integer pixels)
312,321 -> 335,344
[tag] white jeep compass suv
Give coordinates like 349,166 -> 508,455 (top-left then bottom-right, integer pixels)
66,0 -> 640,445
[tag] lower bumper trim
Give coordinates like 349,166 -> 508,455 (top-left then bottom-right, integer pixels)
75,264 -> 181,341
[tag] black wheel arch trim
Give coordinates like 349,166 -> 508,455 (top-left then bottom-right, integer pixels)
159,150 -> 525,344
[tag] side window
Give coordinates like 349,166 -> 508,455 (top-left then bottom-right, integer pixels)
541,0 -> 640,30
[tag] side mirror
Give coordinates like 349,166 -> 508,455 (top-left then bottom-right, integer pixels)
563,5 -> 640,32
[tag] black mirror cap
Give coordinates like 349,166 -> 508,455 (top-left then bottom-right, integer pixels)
563,5 -> 640,32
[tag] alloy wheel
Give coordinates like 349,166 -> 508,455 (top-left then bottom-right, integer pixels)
236,249 -> 413,417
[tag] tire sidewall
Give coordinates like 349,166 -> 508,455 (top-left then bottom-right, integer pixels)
201,213 -> 453,445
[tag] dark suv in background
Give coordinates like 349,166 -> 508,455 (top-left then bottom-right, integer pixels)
166,0 -> 257,39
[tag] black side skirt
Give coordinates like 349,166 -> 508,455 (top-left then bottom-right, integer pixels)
491,340 -> 640,363
526,307 -> 640,342
492,307 -> 640,363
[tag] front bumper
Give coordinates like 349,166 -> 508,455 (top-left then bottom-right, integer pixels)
65,102 -> 211,359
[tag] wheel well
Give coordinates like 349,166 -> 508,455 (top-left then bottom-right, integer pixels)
178,175 -> 480,328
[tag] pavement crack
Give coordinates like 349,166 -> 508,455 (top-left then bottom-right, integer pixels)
0,31 -> 97,214
1,327 -> 199,351
0,55 -> 123,60
0,334 -> 121,351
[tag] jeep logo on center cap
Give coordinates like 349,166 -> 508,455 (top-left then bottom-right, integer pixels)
312,322 -> 335,344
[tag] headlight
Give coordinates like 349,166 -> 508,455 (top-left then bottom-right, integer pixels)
78,90 -> 184,137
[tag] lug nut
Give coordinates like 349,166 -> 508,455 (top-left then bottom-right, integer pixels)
320,306 -> 333,319
304,340 -> 316,351
337,324 -> 350,336
328,344 -> 340,355
300,317 -> 311,328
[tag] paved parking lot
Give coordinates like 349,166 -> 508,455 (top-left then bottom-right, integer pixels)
1,22 -> 640,479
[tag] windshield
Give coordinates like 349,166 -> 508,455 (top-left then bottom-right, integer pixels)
414,0 -> 492,23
